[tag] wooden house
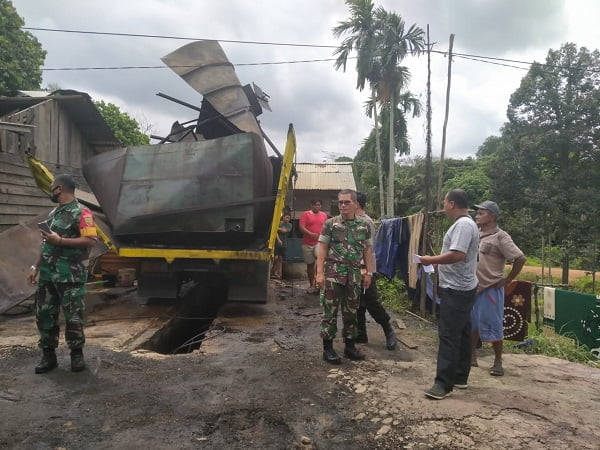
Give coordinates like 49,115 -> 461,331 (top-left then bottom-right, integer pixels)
0,90 -> 120,232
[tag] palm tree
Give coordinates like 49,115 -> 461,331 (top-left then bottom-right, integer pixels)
374,8 -> 424,216
333,0 -> 386,216
362,88 -> 422,213
367,91 -> 421,163
362,93 -> 385,215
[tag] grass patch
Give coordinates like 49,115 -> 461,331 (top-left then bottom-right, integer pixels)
376,272 -> 599,364
376,276 -> 411,314
512,327 -> 600,368
523,255 -> 543,266
572,275 -> 600,295
516,270 -> 560,283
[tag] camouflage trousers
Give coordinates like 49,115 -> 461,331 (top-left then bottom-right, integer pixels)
319,279 -> 361,340
35,280 -> 86,350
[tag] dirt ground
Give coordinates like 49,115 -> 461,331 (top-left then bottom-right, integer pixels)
1,280 -> 599,449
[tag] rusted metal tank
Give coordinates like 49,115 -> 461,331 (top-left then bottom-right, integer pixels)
83,132 -> 273,249
83,40 -> 278,250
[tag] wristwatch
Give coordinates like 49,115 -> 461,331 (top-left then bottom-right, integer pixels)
366,272 -> 373,276
30,265 -> 38,271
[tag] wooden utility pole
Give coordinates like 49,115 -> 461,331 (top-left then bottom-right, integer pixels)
419,25 -> 433,315
436,34 -> 454,207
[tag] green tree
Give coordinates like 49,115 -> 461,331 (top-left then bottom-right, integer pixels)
490,43 -> 600,282
95,101 -> 150,147
334,2 -> 424,218
334,155 -> 353,162
333,0 -> 386,216
0,0 -> 46,95
375,8 -> 424,216
355,91 -> 421,215
442,159 -> 490,206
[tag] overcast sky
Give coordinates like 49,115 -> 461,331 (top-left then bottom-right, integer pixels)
10,0 -> 600,162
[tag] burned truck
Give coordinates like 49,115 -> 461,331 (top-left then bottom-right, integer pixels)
83,40 -> 295,302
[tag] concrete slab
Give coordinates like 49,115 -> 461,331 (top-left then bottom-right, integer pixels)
0,287 -> 176,351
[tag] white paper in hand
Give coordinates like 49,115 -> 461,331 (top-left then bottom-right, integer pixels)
413,254 -> 435,273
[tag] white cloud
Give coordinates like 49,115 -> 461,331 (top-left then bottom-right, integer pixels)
11,0 -> 600,163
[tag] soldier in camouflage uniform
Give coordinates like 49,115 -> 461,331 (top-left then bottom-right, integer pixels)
28,174 -> 97,374
315,189 -> 374,364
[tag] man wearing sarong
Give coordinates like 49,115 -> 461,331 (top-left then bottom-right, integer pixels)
471,200 -> 526,376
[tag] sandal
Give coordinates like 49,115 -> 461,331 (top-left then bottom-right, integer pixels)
490,364 -> 504,376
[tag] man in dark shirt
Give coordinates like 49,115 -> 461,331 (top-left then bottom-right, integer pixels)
355,192 -> 398,350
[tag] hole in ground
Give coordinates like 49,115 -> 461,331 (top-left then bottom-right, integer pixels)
141,281 -> 227,354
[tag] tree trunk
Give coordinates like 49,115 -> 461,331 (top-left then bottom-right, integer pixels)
386,90 -> 395,217
372,90 -> 385,217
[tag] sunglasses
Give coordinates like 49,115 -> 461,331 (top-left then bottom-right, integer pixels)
338,200 -> 352,206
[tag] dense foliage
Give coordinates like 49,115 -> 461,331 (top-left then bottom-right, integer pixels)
0,0 -> 46,95
487,43 -> 600,279
94,101 -> 150,147
352,43 -> 600,281
333,0 -> 424,216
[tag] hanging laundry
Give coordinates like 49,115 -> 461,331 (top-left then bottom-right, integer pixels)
374,218 -> 407,279
407,213 -> 424,289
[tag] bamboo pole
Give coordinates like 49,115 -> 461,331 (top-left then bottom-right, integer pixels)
436,34 -> 454,207
420,25 -> 433,315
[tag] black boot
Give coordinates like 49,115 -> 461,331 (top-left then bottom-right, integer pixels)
322,340 -> 342,364
382,321 -> 398,350
35,348 -> 58,374
70,348 -> 85,372
344,338 -> 365,360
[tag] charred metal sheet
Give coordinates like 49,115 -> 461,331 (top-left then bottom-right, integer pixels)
81,147 -> 127,222
161,41 -> 261,137
83,133 -> 274,249
0,213 -> 109,314
0,222 -> 40,313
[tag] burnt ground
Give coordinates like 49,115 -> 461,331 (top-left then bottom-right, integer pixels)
1,280 -> 599,449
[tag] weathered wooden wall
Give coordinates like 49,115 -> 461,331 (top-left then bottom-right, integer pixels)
0,100 -> 94,232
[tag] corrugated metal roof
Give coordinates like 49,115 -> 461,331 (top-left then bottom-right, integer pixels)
294,162 -> 356,191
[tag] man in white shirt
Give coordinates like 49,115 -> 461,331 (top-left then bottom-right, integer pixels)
421,189 -> 479,400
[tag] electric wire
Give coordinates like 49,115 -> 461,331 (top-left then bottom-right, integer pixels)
40,58 -> 340,71
21,25 -> 600,75
23,26 -> 337,48
170,324 -> 226,354
29,52 -> 600,76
